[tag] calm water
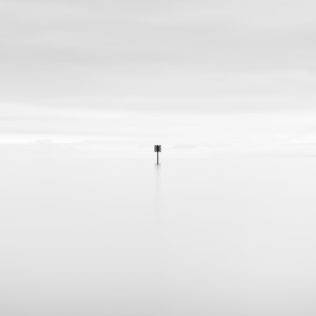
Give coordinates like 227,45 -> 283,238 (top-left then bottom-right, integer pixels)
1,147 -> 316,316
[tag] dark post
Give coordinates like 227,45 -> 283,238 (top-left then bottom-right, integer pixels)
154,145 -> 162,165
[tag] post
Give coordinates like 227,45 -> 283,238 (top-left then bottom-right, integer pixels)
154,145 -> 162,165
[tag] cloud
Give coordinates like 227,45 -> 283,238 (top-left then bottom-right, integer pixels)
0,0 -> 315,112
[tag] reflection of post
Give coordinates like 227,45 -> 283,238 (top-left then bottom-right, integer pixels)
154,162 -> 161,219
154,145 -> 162,165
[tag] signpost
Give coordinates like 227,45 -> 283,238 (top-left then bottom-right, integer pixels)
154,145 -> 162,165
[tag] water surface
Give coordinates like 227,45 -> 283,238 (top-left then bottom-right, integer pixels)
1,147 -> 316,316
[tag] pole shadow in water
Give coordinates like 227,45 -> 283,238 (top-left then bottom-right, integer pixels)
154,163 -> 162,219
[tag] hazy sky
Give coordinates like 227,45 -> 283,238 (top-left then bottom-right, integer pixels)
1,0 -> 316,113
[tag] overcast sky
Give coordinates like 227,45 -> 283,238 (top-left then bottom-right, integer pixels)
1,0 -> 315,113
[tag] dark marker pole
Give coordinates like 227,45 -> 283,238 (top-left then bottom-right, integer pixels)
154,145 -> 162,165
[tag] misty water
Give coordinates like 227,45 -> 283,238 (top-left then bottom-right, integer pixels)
1,146 -> 316,316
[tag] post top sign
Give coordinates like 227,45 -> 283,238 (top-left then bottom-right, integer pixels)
154,145 -> 162,152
